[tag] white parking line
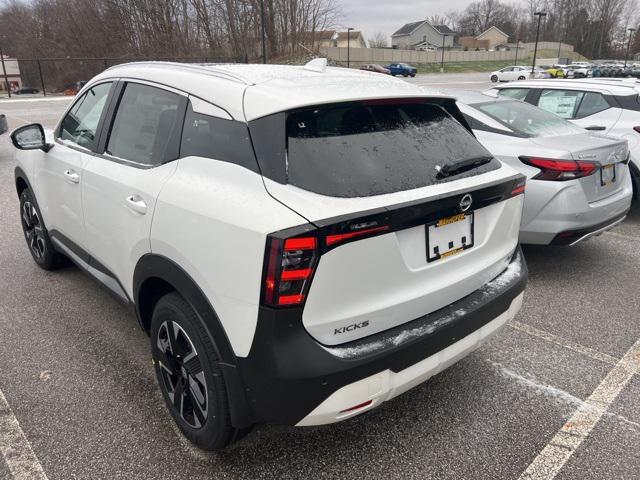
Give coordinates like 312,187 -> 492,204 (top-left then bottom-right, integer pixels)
0,388 -> 48,480
509,321 -> 619,366
518,337 -> 640,480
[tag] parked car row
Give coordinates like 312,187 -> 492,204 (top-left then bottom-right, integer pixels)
492,62 -> 597,82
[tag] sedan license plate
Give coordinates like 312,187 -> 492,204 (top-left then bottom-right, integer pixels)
600,164 -> 616,186
426,213 -> 474,262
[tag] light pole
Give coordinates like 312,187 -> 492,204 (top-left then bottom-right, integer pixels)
624,28 -> 636,68
347,27 -> 354,68
0,35 -> 10,98
260,0 -> 266,64
531,11 -> 547,76
514,38 -> 521,65
440,33 -> 453,72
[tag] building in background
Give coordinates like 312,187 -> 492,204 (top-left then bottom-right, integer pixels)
312,30 -> 367,49
475,26 -> 510,50
391,20 -> 456,50
0,55 -> 22,92
458,37 -> 491,50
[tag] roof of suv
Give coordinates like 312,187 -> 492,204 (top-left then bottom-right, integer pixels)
91,61 -> 449,121
491,78 -> 640,96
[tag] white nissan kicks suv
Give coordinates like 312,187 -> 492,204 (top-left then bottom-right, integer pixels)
11,61 -> 527,450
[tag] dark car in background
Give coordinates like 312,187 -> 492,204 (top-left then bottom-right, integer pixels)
14,87 -> 40,95
386,63 -> 417,77
360,64 -> 391,74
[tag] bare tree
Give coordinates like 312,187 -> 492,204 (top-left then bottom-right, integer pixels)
368,31 -> 387,48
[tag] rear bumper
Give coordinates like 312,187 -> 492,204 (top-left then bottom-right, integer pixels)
520,174 -> 633,245
236,248 -> 527,426
550,211 -> 628,245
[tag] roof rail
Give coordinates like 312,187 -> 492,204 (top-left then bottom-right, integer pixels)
103,61 -> 254,85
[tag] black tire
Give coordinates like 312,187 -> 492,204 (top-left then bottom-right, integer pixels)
402,73 -> 408,77
518,75 -> 526,80
150,292 -> 242,450
410,73 -> 416,77
19,188 -> 66,270
490,74 -> 498,82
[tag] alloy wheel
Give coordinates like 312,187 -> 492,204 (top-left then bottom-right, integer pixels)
21,201 -> 46,259
156,320 -> 209,429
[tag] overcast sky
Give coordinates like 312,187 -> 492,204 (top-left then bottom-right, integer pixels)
340,0 -> 525,42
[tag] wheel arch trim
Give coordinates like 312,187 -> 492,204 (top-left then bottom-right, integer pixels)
133,253 -> 256,428
14,166 -> 33,196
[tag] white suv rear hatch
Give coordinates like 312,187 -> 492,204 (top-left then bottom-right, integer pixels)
251,99 -> 525,345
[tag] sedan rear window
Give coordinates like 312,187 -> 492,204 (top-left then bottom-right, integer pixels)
475,100 -> 584,137
252,100 -> 499,198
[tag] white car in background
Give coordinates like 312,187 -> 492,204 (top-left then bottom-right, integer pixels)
490,66 -> 532,82
10,60 -> 528,450
566,65 -> 592,78
490,66 -> 550,82
487,78 -> 640,198
455,91 -> 633,245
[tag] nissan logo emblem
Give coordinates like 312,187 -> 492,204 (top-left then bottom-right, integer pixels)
459,194 -> 473,212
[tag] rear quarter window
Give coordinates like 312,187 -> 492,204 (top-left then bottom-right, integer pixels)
250,100 -> 500,198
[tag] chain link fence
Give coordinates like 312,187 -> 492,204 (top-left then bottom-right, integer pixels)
2,56 -> 248,98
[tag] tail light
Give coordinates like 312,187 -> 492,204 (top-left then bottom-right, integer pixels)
261,224 -> 390,308
519,156 -> 598,181
510,178 -> 527,196
262,236 -> 318,307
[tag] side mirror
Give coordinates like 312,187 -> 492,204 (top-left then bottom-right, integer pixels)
10,124 -> 52,152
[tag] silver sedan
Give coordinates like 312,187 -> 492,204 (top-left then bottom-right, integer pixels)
454,91 -> 633,245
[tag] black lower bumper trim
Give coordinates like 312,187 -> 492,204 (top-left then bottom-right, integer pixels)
236,248 -> 527,426
550,211 -> 628,246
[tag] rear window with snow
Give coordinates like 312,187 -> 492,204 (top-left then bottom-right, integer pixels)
249,100 -> 500,198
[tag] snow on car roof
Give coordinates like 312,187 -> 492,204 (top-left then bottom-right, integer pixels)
93,61 -> 453,121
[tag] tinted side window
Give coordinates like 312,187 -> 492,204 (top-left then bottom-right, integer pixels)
576,92 -> 610,118
60,82 -> 112,150
537,89 -> 584,119
180,103 -> 258,172
106,83 -> 182,165
498,88 -> 529,101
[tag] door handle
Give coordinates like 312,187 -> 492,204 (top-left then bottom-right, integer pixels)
585,125 -> 606,131
125,195 -> 147,215
63,169 -> 80,184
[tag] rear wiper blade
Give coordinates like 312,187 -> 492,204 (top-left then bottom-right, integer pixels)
436,155 -> 494,179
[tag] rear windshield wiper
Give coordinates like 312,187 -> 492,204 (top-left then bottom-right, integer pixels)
436,155 -> 494,179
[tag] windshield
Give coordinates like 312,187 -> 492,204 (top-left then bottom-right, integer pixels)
277,100 -> 499,197
474,100 -> 584,137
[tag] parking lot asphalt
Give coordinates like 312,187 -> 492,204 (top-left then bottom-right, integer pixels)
0,80 -> 639,480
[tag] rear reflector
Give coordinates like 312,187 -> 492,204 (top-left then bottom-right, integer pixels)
339,400 -> 373,413
326,225 -> 390,246
519,156 -> 598,181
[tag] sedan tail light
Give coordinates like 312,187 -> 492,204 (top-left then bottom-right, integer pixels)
519,156 -> 598,181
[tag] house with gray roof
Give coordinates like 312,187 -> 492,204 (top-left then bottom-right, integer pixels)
391,20 -> 456,50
